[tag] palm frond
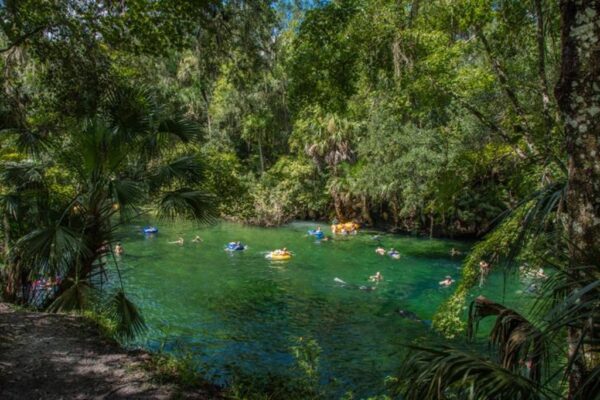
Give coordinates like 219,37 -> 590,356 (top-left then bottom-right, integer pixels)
158,118 -> 201,143
521,261 -> 600,378
0,160 -> 46,190
140,121 -> 200,160
47,277 -> 95,312
502,179 -> 567,270
73,118 -> 122,177
101,84 -> 153,141
529,258 -> 570,317
149,155 -> 205,189
468,296 -> 549,383
157,188 -> 217,223
396,345 -> 554,400
16,224 -> 89,277
0,194 -> 21,219
108,289 -> 146,341
2,128 -> 49,156
108,178 -> 145,215
541,277 -> 599,341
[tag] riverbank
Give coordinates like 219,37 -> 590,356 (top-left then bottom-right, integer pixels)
0,303 -> 220,399
228,216 -> 489,241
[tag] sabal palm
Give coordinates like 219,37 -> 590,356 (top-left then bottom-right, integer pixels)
1,86 -> 215,339
303,111 -> 355,171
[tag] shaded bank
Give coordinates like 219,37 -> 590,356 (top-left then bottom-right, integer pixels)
0,303 -> 219,400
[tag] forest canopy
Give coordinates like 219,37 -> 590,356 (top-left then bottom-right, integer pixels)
0,0 -> 565,236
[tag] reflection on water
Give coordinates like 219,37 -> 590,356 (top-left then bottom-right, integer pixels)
113,221 -> 528,397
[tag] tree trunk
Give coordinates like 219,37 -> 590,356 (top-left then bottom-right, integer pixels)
3,261 -> 18,302
409,0 -> 420,27
534,0 -> 554,139
201,88 -> 212,139
361,195 -> 373,226
257,134 -> 265,175
555,1 -> 600,397
2,211 -> 9,257
390,197 -> 400,228
477,28 -> 537,156
206,112 -> 212,139
333,194 -> 344,222
429,213 -> 434,239
1,211 -> 17,302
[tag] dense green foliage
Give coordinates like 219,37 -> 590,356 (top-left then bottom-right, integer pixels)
0,0 -> 564,235
1,0 -> 599,399
171,0 -> 563,237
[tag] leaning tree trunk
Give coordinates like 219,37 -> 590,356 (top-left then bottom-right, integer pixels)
555,1 -> 600,397
333,194 -> 344,222
361,195 -> 373,226
1,211 -> 18,302
257,134 -> 265,176
390,197 -> 400,228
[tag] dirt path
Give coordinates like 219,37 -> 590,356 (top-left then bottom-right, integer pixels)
0,303 -> 213,399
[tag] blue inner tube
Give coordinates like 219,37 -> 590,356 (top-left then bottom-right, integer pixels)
227,243 -> 245,251
308,230 -> 324,239
143,227 -> 158,234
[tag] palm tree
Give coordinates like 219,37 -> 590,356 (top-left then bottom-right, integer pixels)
304,112 -> 355,174
395,1 -> 600,397
297,108 -> 357,220
1,85 -> 216,339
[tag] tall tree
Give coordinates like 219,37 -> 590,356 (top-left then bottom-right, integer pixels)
555,0 -> 600,396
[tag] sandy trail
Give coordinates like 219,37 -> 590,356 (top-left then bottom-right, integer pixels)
0,303 -> 212,399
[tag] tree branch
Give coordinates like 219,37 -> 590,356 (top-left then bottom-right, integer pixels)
534,0 -> 556,140
0,26 -> 47,54
476,28 -> 538,156
452,94 -> 528,160
477,29 -> 525,115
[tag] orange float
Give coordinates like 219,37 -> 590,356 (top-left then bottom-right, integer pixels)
331,222 -> 360,235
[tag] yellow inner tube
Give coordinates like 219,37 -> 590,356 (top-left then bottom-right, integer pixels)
268,252 -> 291,260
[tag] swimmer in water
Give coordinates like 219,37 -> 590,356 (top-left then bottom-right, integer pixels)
375,247 -> 385,256
479,260 -> 490,286
369,271 -> 383,282
388,248 -> 401,259
397,309 -> 421,321
439,275 -> 454,287
450,247 -> 462,256
536,268 -> 548,279
479,260 -> 490,273
114,242 -> 124,255
169,237 -> 184,246
273,247 -> 290,256
359,285 -> 376,291
334,277 -> 376,291
526,282 -> 539,294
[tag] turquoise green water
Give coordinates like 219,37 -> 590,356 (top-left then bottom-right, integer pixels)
114,221 -> 529,397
